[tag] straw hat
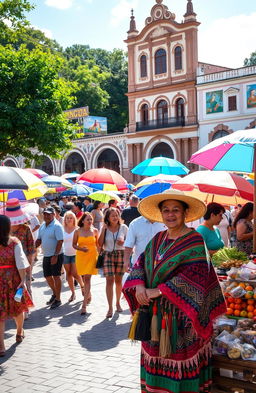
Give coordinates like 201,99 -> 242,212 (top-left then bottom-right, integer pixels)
0,198 -> 30,225
138,189 -> 206,223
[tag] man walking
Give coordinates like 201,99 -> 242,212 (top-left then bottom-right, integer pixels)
36,206 -> 64,309
121,195 -> 141,226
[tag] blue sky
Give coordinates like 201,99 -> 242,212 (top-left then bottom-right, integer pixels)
27,0 -> 256,68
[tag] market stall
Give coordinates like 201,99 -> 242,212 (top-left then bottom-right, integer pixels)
212,247 -> 256,392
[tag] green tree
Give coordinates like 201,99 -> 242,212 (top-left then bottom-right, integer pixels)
244,51 -> 256,66
0,45 -> 77,161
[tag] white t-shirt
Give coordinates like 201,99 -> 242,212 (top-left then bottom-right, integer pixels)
29,215 -> 40,241
124,216 -> 167,266
63,229 -> 76,256
103,224 -> 128,252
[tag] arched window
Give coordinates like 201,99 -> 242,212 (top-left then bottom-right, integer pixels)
157,100 -> 168,123
141,104 -> 149,124
140,55 -> 147,78
212,130 -> 229,141
176,98 -> 185,120
151,142 -> 174,159
155,49 -> 167,75
174,46 -> 182,70
97,149 -> 120,173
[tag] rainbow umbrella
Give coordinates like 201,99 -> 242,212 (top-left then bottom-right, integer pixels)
0,167 -> 48,202
135,182 -> 172,199
77,168 -> 128,191
24,168 -> 48,178
42,175 -> 72,193
136,174 -> 181,188
60,184 -> 92,197
189,129 -> 256,250
172,171 -> 253,206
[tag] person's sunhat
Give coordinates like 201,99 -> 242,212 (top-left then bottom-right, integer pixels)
0,198 -> 30,225
138,189 -> 206,223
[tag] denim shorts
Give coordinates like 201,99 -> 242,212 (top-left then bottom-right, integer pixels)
63,255 -> 76,264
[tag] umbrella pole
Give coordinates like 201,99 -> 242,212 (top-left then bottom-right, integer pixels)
254,145 -> 256,253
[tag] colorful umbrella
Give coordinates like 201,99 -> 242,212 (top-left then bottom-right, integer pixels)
61,172 -> 79,180
131,157 -> 189,176
24,168 -> 48,178
136,174 -> 181,188
0,167 -> 48,202
42,175 -> 72,193
89,191 -> 121,204
188,129 -> 256,250
77,180 -> 123,192
172,171 -> 253,206
77,168 -> 128,191
60,184 -> 92,197
134,182 -> 172,199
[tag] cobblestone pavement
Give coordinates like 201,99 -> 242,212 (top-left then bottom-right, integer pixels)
0,256 -> 140,392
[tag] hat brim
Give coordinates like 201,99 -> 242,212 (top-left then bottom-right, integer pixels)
138,191 -> 206,223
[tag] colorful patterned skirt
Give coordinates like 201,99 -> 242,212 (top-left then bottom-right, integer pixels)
0,266 -> 33,321
140,340 -> 212,393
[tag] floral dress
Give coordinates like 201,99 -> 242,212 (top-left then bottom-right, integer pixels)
234,219 -> 253,255
0,238 -> 33,321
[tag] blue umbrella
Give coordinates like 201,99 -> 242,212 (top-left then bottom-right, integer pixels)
61,184 -> 92,197
131,157 -> 189,176
134,182 -> 171,199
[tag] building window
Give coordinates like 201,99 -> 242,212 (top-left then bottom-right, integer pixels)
151,142 -> 174,159
141,104 -> 149,124
157,100 -> 168,122
228,96 -> 237,111
155,49 -> 167,75
176,98 -> 185,119
140,55 -> 147,78
174,46 -> 182,70
212,130 -> 229,141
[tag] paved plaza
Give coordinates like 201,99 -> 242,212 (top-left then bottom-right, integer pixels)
0,256 -> 140,393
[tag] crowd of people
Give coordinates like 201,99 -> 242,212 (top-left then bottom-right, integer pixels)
0,189 -> 254,392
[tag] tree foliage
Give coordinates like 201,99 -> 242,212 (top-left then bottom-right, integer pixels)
0,45 -> 76,160
244,51 -> 256,66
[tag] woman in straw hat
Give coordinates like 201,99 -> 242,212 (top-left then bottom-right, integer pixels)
123,189 -> 226,393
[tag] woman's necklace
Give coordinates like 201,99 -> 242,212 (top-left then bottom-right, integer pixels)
155,225 -> 188,262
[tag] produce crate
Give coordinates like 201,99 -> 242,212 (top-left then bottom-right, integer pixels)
213,355 -> 256,393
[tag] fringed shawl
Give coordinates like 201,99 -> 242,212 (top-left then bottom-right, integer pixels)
123,229 -> 226,342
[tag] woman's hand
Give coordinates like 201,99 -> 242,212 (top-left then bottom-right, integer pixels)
17,281 -> 26,290
146,288 -> 161,300
82,247 -> 88,252
136,285 -> 149,306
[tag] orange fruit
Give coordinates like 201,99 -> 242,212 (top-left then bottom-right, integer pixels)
248,312 -> 254,319
247,305 -> 254,312
226,308 -> 233,315
245,291 -> 254,299
239,283 -> 246,289
234,310 -> 241,316
253,293 -> 256,299
247,299 -> 255,305
235,298 -> 242,304
229,303 -> 235,309
245,285 -> 253,291
240,310 -> 248,317
253,309 -> 256,316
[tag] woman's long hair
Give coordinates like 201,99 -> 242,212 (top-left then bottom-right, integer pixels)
233,202 -> 253,228
78,212 -> 93,228
92,200 -> 101,210
0,215 -> 11,247
104,207 -> 121,226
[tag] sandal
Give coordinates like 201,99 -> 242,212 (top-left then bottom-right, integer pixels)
16,329 -> 25,344
106,311 -> 113,319
80,307 -> 87,316
116,306 -> 123,313
68,293 -> 76,303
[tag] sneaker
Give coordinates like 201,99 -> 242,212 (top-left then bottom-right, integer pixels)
50,299 -> 61,309
46,294 -> 56,305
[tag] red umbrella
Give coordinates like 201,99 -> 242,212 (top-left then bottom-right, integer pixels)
24,168 -> 48,178
77,169 -> 128,191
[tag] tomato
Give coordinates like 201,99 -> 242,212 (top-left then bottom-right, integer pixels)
226,308 -> 233,315
247,305 -> 254,312
229,303 -> 235,309
234,310 -> 241,316
245,291 -> 254,299
247,299 -> 255,305
248,312 -> 254,319
227,296 -> 235,303
245,285 -> 254,291
235,304 -> 242,310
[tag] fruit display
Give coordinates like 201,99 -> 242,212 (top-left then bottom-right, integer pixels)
223,280 -> 256,318
212,247 -> 248,269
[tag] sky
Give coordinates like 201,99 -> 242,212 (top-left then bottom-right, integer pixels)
27,0 -> 256,68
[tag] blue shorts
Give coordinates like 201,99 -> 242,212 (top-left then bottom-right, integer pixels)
63,255 -> 76,264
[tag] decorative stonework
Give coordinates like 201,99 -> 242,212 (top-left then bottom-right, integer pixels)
246,119 -> 256,129
209,124 -> 233,142
151,26 -> 169,38
145,0 -> 175,26
224,87 -> 240,95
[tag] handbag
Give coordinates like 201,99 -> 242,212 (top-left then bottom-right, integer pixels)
96,228 -> 107,268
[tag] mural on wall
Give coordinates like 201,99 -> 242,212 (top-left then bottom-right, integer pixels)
247,85 -> 256,108
206,90 -> 223,114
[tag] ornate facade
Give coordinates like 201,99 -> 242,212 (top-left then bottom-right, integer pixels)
4,0 -> 256,183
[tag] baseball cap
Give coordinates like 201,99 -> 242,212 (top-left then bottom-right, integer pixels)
43,207 -> 55,214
